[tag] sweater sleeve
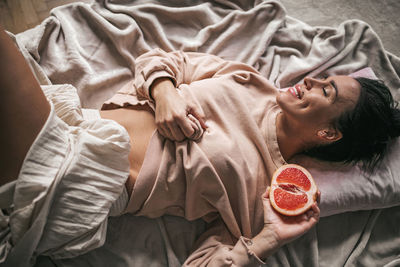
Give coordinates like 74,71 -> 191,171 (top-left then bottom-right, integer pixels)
103,48 -> 257,108
133,48 -> 244,101
184,219 -> 266,267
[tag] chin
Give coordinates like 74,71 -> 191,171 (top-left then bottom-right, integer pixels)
276,92 -> 284,106
276,92 -> 290,111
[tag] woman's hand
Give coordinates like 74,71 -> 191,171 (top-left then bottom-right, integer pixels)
251,188 -> 321,259
151,78 -> 207,141
263,187 -> 320,244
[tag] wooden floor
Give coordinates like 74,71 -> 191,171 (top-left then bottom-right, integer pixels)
0,0 -> 93,33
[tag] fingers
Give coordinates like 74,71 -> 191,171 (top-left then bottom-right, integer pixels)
167,121 -> 185,141
311,202 -> 320,219
154,92 -> 207,141
177,115 -> 196,138
305,209 -> 314,221
188,105 -> 207,129
159,122 -> 186,141
304,191 -> 320,222
261,190 -> 276,221
157,114 -> 200,141
157,112 -> 207,141
304,203 -> 320,223
261,192 -> 270,208
264,186 -> 271,198
156,124 -> 168,138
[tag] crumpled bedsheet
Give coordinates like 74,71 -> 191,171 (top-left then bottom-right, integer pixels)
10,0 -> 400,266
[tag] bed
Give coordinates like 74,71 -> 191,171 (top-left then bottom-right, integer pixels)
6,0 -> 400,266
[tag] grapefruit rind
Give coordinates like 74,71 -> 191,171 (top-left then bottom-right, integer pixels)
269,164 -> 317,216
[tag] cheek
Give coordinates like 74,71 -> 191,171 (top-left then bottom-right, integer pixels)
289,101 -> 330,125
303,104 -> 340,126
276,91 -> 298,111
277,93 -> 337,124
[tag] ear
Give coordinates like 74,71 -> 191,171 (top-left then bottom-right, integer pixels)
317,127 -> 343,143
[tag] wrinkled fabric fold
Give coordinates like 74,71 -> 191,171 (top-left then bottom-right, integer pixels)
0,84 -> 130,266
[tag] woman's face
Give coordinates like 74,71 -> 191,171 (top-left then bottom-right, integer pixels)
276,76 -> 361,136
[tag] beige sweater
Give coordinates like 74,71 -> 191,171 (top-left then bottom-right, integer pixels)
105,49 -> 286,266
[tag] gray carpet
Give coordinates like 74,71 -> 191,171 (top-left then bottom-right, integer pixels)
279,0 -> 400,56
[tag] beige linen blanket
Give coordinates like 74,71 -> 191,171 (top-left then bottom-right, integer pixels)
11,0 -> 400,266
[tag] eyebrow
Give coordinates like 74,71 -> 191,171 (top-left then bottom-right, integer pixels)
330,80 -> 338,103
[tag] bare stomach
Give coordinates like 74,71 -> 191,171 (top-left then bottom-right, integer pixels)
100,104 -> 156,195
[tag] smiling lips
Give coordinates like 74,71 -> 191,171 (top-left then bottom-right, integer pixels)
289,84 -> 301,99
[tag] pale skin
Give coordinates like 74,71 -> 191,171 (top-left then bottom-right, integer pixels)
0,24 -> 359,260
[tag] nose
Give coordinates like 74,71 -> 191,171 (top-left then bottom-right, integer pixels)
303,77 -> 322,90
303,77 -> 313,90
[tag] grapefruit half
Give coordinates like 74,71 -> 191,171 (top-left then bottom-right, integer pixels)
269,164 -> 317,216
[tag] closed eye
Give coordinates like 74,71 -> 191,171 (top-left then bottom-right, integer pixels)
322,87 -> 328,96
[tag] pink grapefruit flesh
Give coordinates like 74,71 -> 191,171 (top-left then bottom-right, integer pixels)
269,164 -> 317,216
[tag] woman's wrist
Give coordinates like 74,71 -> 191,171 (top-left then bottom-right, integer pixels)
149,77 -> 175,101
249,227 -> 280,260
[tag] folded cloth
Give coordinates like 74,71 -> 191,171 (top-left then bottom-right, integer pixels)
81,108 -> 130,217
0,84 -> 130,266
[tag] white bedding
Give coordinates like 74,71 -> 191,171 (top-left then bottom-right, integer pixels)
8,0 -> 400,266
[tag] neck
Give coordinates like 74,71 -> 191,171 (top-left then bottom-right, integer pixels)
276,113 -> 311,162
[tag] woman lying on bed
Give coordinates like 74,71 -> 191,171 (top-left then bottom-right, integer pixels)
1,27 -> 399,266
